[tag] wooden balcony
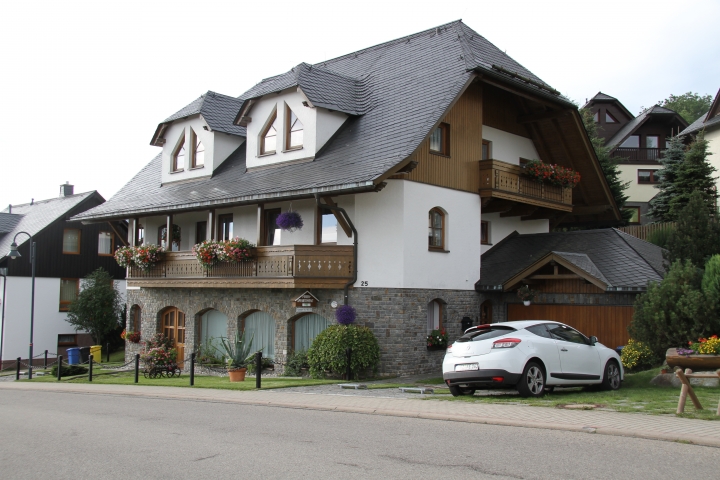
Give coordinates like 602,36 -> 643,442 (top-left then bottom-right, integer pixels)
127,245 -> 354,289
611,148 -> 665,162
478,160 -> 573,212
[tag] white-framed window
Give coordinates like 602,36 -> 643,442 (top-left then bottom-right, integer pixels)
286,105 -> 304,150
172,133 -> 186,172
191,130 -> 205,168
260,109 -> 279,155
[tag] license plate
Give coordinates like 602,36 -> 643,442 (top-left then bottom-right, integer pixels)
455,363 -> 479,372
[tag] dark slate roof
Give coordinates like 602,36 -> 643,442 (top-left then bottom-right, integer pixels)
477,228 -> 665,290
151,91 -> 246,145
74,20 -> 575,222
0,213 -> 22,234
680,111 -> 720,136
605,105 -> 685,150
582,92 -> 619,109
0,192 -> 97,262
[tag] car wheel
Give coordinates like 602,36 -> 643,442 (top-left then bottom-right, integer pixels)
449,385 -> 462,397
517,361 -> 546,398
601,360 -> 621,391
460,388 -> 476,396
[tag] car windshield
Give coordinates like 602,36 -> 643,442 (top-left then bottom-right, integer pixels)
456,326 -> 516,343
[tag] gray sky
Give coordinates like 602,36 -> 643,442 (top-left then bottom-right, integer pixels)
1,0 -> 718,210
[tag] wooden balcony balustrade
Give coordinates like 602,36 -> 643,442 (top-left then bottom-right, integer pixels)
611,148 -> 666,162
478,159 -> 573,212
127,245 -> 354,289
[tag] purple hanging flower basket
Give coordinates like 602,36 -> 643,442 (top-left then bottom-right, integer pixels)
276,211 -> 304,232
335,305 -> 356,325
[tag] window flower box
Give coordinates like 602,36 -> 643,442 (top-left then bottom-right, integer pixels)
523,160 -> 580,189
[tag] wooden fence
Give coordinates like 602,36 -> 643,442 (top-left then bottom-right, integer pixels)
617,222 -> 675,241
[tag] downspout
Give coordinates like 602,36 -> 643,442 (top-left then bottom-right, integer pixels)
314,194 -> 357,305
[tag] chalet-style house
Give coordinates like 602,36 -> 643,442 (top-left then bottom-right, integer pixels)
584,93 -> 688,224
477,228 -> 665,349
679,88 -> 720,192
73,21 -> 621,375
0,185 -> 126,368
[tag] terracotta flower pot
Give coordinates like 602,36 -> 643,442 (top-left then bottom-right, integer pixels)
228,368 -> 247,382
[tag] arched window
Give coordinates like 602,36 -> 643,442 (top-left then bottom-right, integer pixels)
286,106 -> 303,149
293,313 -> 331,351
172,134 -> 185,172
191,130 -> 205,168
428,208 -> 445,250
427,300 -> 443,333
130,305 -> 141,332
260,110 -> 279,155
200,309 -> 228,345
242,311 -> 276,359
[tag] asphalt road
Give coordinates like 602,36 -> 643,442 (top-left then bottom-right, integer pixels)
1,389 -> 718,479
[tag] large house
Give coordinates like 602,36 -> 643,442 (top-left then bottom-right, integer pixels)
0,184 -> 127,368
73,21 -> 621,375
583,93 -> 688,224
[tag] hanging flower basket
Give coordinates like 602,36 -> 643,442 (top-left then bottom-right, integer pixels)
336,304 -> 356,325
516,285 -> 536,303
524,160 -> 580,188
121,330 -> 141,343
276,211 -> 304,232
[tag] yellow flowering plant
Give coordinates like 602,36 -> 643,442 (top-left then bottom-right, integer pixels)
688,335 -> 720,355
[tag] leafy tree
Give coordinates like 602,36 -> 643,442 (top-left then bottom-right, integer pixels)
657,92 -> 712,124
647,135 -> 685,222
664,191 -> 720,268
668,133 -> 717,218
629,260 -> 717,357
580,108 -> 632,222
701,254 -> 720,309
66,268 -> 123,345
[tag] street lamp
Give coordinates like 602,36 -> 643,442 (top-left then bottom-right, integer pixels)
0,267 -> 7,371
7,232 -> 36,379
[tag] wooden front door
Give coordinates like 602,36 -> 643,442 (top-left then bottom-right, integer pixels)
507,304 -> 634,349
162,307 -> 186,367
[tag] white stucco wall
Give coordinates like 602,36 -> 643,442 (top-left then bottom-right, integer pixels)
0,277 -> 126,361
618,164 -> 660,203
706,128 -> 720,195
482,125 -> 540,164
479,213 -> 549,254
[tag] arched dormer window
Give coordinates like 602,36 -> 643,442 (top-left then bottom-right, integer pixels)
428,207 -> 445,251
172,133 -> 185,172
191,130 -> 205,168
260,109 -> 279,155
286,105 -> 304,150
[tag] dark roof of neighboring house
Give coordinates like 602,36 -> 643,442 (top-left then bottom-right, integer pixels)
0,213 -> 22,234
605,105 -> 688,150
477,228 -> 665,291
73,20 -> 616,223
582,92 -> 634,119
151,91 -> 246,146
0,192 -> 100,262
680,89 -> 720,136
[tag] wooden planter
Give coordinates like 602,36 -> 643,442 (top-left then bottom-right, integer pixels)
228,368 -> 247,382
666,348 -> 720,370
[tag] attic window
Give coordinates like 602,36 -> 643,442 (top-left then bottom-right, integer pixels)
172,134 -> 185,172
286,106 -> 304,150
605,111 -> 618,123
260,110 -> 279,155
191,130 -> 205,168
430,123 -> 450,156
593,111 -> 599,122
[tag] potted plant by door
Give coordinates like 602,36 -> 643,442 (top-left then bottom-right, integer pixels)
517,285 -> 536,306
219,332 -> 256,382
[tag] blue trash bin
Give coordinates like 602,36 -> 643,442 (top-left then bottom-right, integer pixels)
67,348 -> 80,365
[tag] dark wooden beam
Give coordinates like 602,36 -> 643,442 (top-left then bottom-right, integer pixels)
517,109 -> 568,124
108,221 -> 128,247
481,199 -> 515,214
521,209 -> 558,221
322,196 -> 352,238
529,274 -> 582,280
572,205 -> 614,215
550,117 -> 591,206
500,204 -> 538,218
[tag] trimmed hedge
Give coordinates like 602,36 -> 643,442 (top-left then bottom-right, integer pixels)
307,325 -> 380,379
51,364 -> 89,377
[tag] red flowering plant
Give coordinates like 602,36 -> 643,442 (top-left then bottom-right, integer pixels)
687,335 -> 720,355
140,333 -> 178,369
524,160 -> 581,188
220,237 -> 255,263
192,240 -> 225,269
120,329 -> 141,343
114,246 -> 134,268
131,244 -> 164,271
426,329 -> 448,347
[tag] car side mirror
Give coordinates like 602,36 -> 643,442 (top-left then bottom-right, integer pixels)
589,336 -> 598,346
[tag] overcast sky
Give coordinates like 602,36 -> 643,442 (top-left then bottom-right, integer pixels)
1,0 -> 718,210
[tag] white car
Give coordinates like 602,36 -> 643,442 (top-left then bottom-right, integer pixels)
442,320 -> 623,397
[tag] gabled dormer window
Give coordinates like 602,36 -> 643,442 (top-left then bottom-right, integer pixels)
172,133 -> 185,172
260,110 -> 279,155
191,130 -> 205,168
286,106 -> 304,150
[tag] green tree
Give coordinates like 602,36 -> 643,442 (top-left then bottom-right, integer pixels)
657,92 -> 713,124
664,190 -> 720,268
668,133 -> 717,218
66,268 -> 123,345
702,254 -> 720,309
629,260 -> 716,357
647,135 -> 685,222
580,108 -> 632,222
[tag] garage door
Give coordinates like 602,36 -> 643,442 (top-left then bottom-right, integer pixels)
507,304 -> 633,348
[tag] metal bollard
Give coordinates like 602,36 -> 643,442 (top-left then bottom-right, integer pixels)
346,348 -> 352,381
57,355 -> 63,381
44,350 -> 48,369
15,357 -> 20,380
255,351 -> 262,389
88,355 -> 93,382
106,343 -> 110,363
190,352 -> 195,386
134,354 -> 140,383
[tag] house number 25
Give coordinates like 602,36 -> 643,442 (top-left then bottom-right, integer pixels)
360,281 -> 368,286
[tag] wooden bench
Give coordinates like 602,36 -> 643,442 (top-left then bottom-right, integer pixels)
674,368 -> 720,415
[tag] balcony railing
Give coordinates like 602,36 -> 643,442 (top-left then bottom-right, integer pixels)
127,245 -> 354,288
611,148 -> 665,162
478,159 -> 573,211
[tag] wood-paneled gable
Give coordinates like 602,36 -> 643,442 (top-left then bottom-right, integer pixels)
482,84 -> 530,138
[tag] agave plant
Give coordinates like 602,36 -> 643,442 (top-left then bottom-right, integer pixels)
218,331 -> 257,370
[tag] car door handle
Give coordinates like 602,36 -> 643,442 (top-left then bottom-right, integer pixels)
560,348 -> 568,352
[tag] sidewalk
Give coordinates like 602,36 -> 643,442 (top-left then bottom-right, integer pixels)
2,381 -> 719,448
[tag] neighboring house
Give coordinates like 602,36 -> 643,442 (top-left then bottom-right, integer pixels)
477,229 -> 665,348
72,21 -> 621,376
0,184 -> 127,368
584,93 -> 688,224
679,88 -> 720,193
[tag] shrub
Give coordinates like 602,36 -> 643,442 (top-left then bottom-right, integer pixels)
620,339 -> 658,372
51,364 -> 89,377
646,226 -> 674,249
283,350 -> 309,377
307,325 -> 380,379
